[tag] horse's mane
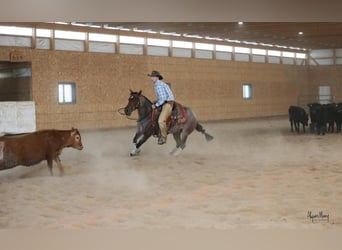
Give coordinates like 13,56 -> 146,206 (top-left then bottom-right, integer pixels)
131,91 -> 153,105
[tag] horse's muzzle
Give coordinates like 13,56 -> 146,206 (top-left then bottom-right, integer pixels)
124,108 -> 131,116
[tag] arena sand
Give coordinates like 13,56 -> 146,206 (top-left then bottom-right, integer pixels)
0,116 -> 342,229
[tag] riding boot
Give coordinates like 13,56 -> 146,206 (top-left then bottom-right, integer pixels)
158,137 -> 166,145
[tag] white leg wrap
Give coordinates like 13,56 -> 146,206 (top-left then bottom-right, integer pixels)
170,147 -> 182,156
130,144 -> 141,156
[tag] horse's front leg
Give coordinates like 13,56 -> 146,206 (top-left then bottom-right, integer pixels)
131,130 -> 142,156
130,131 -> 153,156
133,132 -> 141,144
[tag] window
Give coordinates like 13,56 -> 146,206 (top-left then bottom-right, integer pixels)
195,42 -> 214,50
216,45 -> 233,52
55,30 -> 86,40
0,26 -> 33,36
89,33 -> 117,42
172,40 -> 192,49
252,48 -> 266,55
242,84 -> 253,99
36,29 -> 52,38
58,82 -> 76,104
296,53 -> 306,59
119,35 -> 144,44
282,51 -> 295,58
235,47 -> 250,54
147,38 -> 170,47
268,50 -> 281,56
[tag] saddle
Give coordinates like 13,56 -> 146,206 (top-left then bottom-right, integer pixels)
151,101 -> 187,135
169,101 -> 187,124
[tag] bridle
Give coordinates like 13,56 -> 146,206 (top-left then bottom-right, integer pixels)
117,94 -> 141,120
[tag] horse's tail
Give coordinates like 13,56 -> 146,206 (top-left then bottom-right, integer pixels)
196,123 -> 214,141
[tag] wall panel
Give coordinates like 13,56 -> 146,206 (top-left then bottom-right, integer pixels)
0,46 -> 310,130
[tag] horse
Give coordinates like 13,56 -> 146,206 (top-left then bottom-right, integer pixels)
123,90 -> 213,156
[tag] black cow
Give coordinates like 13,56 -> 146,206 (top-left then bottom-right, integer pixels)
307,103 -> 325,135
288,106 -> 309,133
307,103 -> 339,135
322,103 -> 337,133
335,103 -> 342,132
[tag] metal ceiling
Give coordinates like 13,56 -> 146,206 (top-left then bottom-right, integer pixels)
94,22 -> 342,50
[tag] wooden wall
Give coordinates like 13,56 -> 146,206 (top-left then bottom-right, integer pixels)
308,65 -> 342,103
0,46 -> 311,130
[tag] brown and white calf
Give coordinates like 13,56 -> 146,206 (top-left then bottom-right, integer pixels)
0,128 -> 83,176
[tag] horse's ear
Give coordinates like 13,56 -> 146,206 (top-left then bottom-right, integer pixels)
129,89 -> 133,93
138,90 -> 142,95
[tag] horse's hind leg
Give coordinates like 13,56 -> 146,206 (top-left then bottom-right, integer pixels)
171,130 -> 190,156
172,131 -> 182,148
170,131 -> 182,155
179,130 -> 189,150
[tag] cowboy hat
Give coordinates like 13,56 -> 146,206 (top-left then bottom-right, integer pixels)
147,70 -> 163,80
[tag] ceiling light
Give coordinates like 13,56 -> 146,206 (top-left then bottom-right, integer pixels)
183,34 -> 203,39
160,31 -> 181,36
54,22 -> 68,25
238,22 -> 244,25
133,28 -> 145,32
89,25 -> 101,28
71,22 -> 87,27
298,31 -> 303,35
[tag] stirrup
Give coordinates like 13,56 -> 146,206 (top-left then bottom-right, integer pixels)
157,137 -> 166,145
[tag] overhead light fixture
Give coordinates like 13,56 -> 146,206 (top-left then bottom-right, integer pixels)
298,31 -> 303,35
238,22 -> 244,25
114,26 -> 130,31
54,22 -> 68,25
243,41 -> 258,45
133,27 -> 145,32
259,43 -> 274,47
104,24 -> 120,30
183,33 -> 203,39
225,39 -> 241,43
160,31 -> 181,36
146,30 -> 157,34
71,22 -> 84,26
205,36 -> 223,41
89,24 -> 101,28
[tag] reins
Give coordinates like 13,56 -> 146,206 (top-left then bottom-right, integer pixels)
117,107 -> 138,120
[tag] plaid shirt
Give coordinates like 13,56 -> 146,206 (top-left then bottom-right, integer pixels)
154,80 -> 174,107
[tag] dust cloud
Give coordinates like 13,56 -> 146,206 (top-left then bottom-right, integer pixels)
0,117 -> 342,229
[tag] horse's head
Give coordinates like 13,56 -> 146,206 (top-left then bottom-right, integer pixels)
124,90 -> 142,116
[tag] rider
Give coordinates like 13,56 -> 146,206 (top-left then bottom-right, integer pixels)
148,70 -> 175,145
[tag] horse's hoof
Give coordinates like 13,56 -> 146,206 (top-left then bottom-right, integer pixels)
130,148 -> 141,156
170,147 -> 182,156
169,147 -> 177,155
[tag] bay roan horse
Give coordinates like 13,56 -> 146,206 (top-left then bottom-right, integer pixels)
124,90 -> 213,156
